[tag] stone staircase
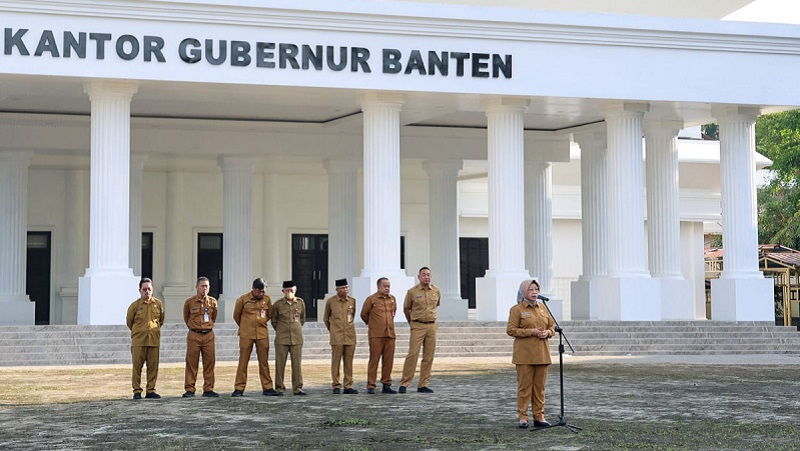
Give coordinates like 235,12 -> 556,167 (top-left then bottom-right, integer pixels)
1,321 -> 799,366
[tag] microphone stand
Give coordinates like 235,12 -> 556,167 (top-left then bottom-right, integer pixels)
531,296 -> 581,433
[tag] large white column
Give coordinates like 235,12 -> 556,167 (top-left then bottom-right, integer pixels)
597,102 -> 660,320
58,169 -> 89,324
525,160 -> 553,292
644,119 -> 694,319
218,156 -> 256,320
352,92 -> 414,306
476,96 -> 531,321
0,151 -> 35,324
425,159 -> 468,320
710,106 -> 773,321
320,158 -> 360,318
161,170 -> 192,321
262,171 -> 281,288
129,154 -> 147,277
78,80 -> 139,325
571,131 -> 608,320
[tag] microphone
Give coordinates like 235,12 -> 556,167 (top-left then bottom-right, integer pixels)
537,294 -> 550,302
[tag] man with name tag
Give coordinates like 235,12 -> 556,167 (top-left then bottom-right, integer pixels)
271,280 -> 307,395
231,278 -> 282,397
361,277 -> 398,394
182,276 -> 219,398
399,267 -> 441,394
323,278 -> 359,394
126,278 -> 165,399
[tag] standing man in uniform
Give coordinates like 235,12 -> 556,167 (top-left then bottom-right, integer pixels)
232,278 -> 282,397
126,278 -> 165,399
399,267 -> 441,394
360,277 -> 398,394
182,276 -> 219,398
271,280 -> 306,395
323,278 -> 359,394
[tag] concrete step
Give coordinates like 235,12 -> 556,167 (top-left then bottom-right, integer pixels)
1,321 -> 800,366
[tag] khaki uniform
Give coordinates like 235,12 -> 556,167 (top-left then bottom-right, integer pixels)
323,294 -> 357,389
360,292 -> 397,388
183,295 -> 218,393
271,297 -> 305,394
232,292 -> 274,391
400,283 -> 441,389
507,300 -> 555,422
126,297 -> 165,395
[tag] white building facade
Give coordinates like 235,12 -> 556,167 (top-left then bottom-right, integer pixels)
0,0 -> 790,325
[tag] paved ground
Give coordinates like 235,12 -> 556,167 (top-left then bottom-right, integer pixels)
1,354 -> 799,450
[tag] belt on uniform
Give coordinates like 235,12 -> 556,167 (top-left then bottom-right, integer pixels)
413,320 -> 435,324
191,329 -> 212,334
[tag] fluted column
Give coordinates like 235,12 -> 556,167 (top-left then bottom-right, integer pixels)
129,154 -> 147,277
645,119 -> 695,319
571,131 -> 608,320
325,159 -> 359,290
645,120 -> 683,278
425,159 -> 467,320
78,80 -> 139,325
606,104 -> 649,278
352,92 -> 414,307
219,156 -> 256,318
262,172 -> 281,286
597,102 -> 660,320
476,96 -> 531,321
576,131 -> 608,279
0,151 -> 35,324
710,106 -> 773,320
58,169 -> 89,324
525,160 -> 553,293
161,170 -> 191,321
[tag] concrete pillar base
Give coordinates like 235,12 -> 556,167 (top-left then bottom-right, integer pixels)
711,277 -> 774,321
570,278 -> 602,320
660,278 -> 696,320
78,273 -> 139,325
597,277 -> 661,320
438,294 -> 469,320
0,297 -> 34,325
162,285 -> 193,323
475,272 -> 529,321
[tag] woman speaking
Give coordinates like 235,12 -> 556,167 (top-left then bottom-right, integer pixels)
506,278 -> 555,429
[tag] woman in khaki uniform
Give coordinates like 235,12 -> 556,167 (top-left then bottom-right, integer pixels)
506,278 -> 554,429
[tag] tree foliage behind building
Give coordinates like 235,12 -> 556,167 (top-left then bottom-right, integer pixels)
756,109 -> 800,249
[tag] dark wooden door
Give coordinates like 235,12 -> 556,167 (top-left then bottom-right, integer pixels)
26,232 -> 51,325
141,232 -> 153,280
291,234 -> 328,321
459,237 -> 489,309
197,233 -> 223,299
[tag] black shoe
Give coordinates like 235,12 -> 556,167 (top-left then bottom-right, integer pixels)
417,387 -> 434,393
202,391 -> 219,398
332,388 -> 341,394
381,384 -> 397,394
367,388 -> 375,394
518,421 -> 529,429
182,391 -> 195,398
263,388 -> 282,396
398,386 -> 407,394
144,392 -> 161,399
133,393 -> 142,400
343,388 -> 359,394
294,390 -> 307,396
231,389 -> 244,397
533,420 -> 551,428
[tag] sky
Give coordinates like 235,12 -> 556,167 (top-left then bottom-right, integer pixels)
725,0 -> 800,24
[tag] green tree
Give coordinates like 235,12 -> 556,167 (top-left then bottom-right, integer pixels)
756,109 -> 800,249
